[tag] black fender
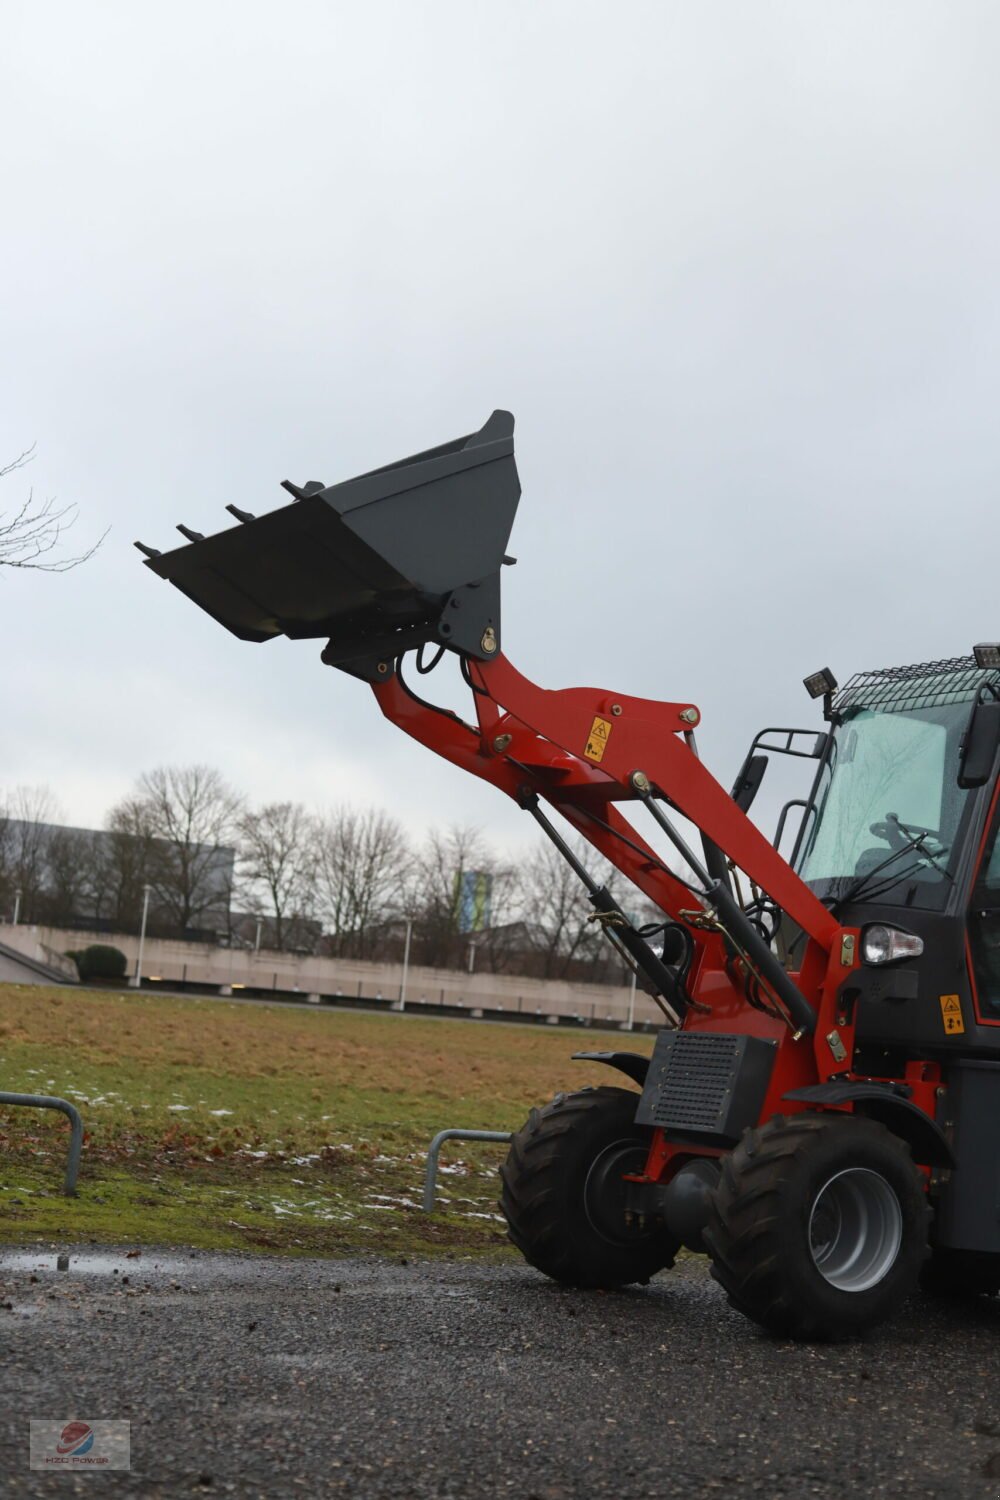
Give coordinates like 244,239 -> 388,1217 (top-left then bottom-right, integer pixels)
783,1081 -> 953,1168
571,1051 -> 649,1088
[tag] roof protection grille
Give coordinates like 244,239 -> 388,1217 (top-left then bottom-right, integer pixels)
834,656 -> 1000,715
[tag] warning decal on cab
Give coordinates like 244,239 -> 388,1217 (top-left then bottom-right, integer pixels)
584,716 -> 613,763
939,994 -> 965,1036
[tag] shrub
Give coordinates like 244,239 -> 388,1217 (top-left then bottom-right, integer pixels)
71,944 -> 128,982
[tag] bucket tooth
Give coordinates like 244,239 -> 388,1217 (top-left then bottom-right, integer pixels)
225,505 -> 256,523
134,541 -> 161,558
177,525 -> 205,542
280,479 -> 326,501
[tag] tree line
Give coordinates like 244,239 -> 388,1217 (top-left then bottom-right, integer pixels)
0,766 -> 649,984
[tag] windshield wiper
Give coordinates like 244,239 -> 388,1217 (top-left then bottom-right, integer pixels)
883,813 -> 950,875
831,823 -> 951,913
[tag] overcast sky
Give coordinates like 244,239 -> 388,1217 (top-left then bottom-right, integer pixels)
3,1 -> 999,858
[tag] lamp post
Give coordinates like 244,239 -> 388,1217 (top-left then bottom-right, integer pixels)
254,917 -> 263,954
623,905 -> 641,1031
131,884 -> 152,990
398,917 -> 413,1012
12,888 -> 21,926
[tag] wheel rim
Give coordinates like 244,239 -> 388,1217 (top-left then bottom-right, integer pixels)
583,1139 -> 650,1247
808,1167 -> 903,1292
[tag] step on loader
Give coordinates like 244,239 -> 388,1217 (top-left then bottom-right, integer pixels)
138,411 -> 1000,1339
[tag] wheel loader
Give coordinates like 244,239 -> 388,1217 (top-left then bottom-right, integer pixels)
138,411 -> 1000,1339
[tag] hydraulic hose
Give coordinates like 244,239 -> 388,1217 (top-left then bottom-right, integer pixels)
705,879 -> 816,1036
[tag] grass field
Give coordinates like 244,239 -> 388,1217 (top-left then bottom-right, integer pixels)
0,984 -> 653,1259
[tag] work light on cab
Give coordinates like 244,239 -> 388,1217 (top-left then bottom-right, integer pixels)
861,924 -> 925,966
803,666 -> 838,700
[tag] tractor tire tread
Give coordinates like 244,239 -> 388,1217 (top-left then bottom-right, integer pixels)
499,1086 -> 678,1290
704,1112 -> 929,1341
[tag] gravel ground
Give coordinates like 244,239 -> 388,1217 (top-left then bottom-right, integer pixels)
0,1246 -> 998,1498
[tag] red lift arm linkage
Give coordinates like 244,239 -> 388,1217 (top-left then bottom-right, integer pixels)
371,650 -> 944,1161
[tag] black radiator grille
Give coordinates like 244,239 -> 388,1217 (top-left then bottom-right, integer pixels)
648,1034 -> 741,1131
635,1030 -> 777,1144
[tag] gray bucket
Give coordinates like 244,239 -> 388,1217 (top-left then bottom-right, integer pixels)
140,410 -> 520,667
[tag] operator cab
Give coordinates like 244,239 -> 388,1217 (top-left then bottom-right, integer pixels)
795,672 -> 980,915
794,656 -> 1000,1039
735,654 -> 1000,1041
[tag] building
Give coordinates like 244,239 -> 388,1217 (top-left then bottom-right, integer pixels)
0,819 -> 235,940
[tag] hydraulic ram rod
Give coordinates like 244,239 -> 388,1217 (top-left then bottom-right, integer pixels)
521,793 -> 690,1018
630,779 -> 817,1037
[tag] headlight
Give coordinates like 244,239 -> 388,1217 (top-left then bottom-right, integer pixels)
861,924 -> 924,966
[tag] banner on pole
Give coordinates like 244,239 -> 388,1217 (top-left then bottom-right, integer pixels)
454,870 -> 492,933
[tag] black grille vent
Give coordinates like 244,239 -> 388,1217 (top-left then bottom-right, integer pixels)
635,1030 -> 777,1144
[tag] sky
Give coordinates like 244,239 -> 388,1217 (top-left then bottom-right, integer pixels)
2,1 -> 1000,862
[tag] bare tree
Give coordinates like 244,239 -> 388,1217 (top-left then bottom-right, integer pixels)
517,833 -> 633,981
0,787 -> 108,928
313,806 -> 411,958
40,827 -> 96,926
407,824 -> 503,969
96,796 -> 159,930
468,858 -> 523,973
125,766 -> 243,932
2,786 -> 61,923
0,796 -> 11,919
517,836 -> 599,978
0,448 -> 106,572
238,801 -> 314,951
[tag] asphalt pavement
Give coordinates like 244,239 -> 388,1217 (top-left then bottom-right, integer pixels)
1,1245 -> 998,1498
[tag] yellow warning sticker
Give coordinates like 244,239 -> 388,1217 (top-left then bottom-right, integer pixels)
584,715 -> 613,764
939,994 -> 965,1036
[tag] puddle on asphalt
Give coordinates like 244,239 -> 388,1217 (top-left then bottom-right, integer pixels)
0,1251 -> 195,1277
320,1283 -> 473,1300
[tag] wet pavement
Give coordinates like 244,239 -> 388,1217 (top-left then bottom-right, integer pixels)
1,1245 -> 998,1497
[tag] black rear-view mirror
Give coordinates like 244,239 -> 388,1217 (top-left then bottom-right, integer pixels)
959,691 -> 1000,789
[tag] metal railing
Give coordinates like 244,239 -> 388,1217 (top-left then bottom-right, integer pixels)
422,1128 -> 512,1212
0,1093 -> 84,1195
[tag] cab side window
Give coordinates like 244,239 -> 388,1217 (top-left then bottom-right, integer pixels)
970,810 -> 1000,1014
986,825 -> 1000,889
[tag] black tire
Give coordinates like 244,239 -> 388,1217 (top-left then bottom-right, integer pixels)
920,1247 -> 1000,1300
499,1086 -> 679,1289
703,1112 -> 930,1340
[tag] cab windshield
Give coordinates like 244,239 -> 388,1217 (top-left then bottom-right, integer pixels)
796,701 -> 972,911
